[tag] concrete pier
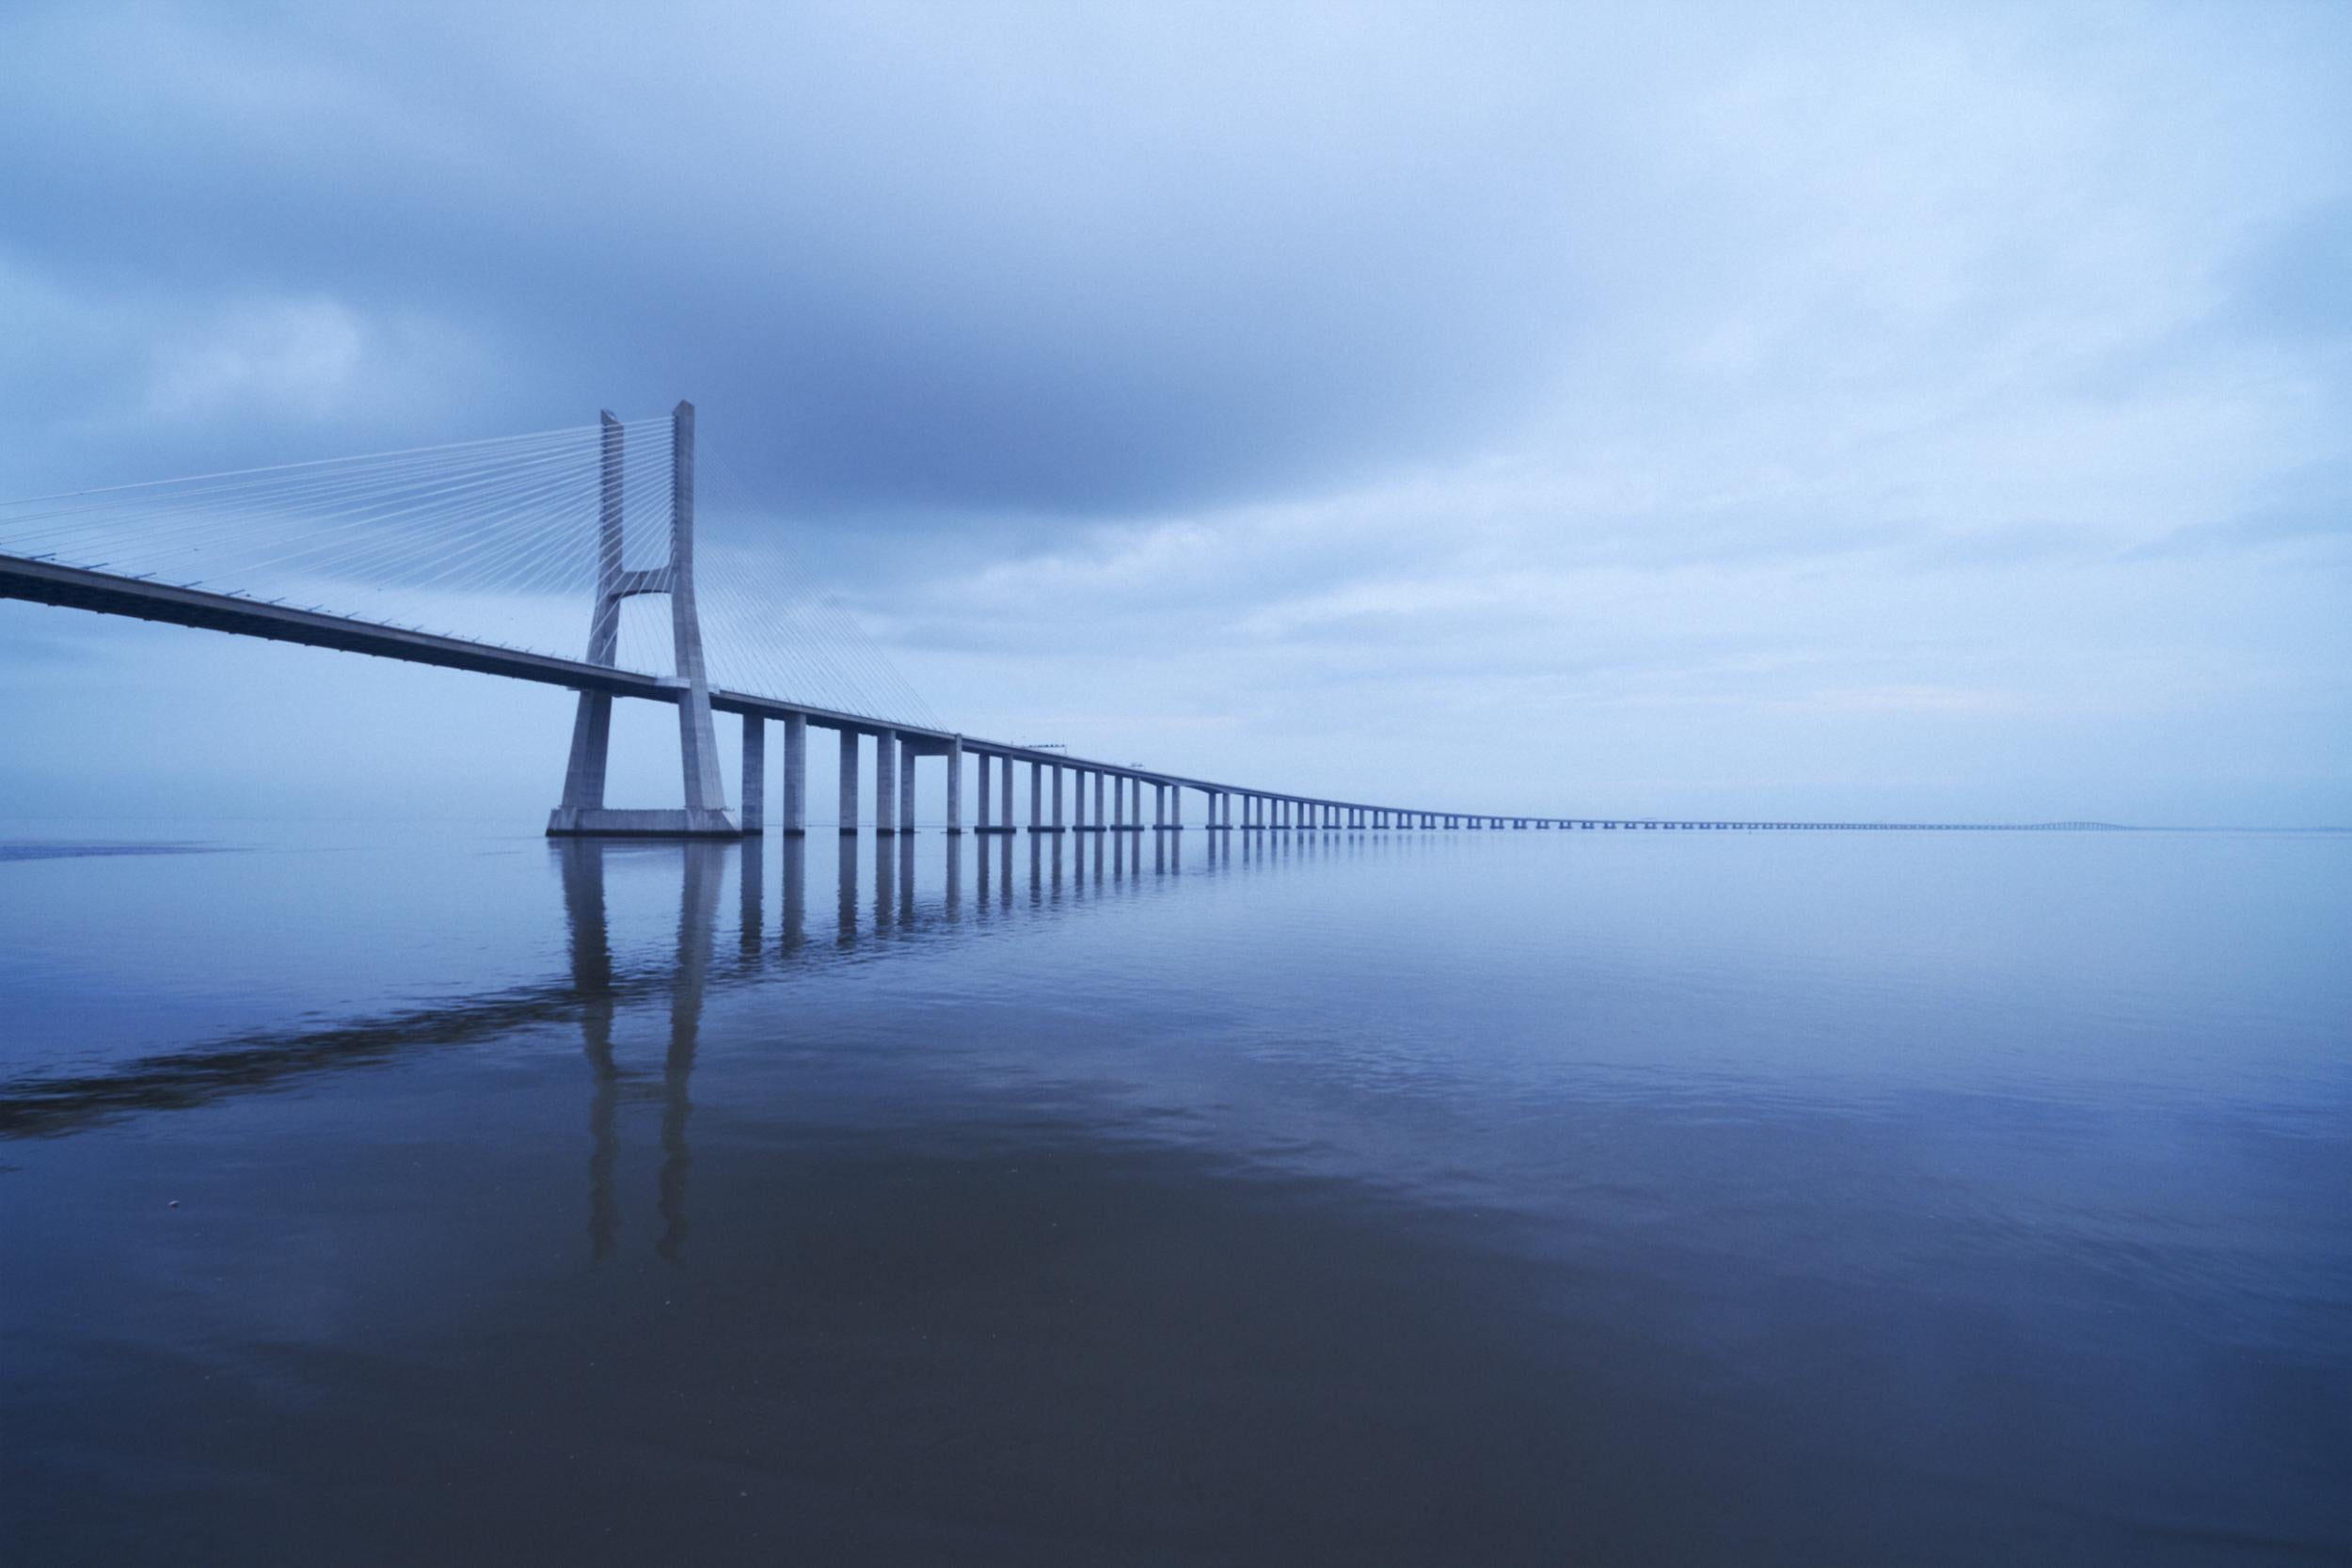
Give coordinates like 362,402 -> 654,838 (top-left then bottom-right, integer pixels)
547,404 -> 741,838
875,729 -> 898,834
946,736 -> 963,832
898,742 -> 916,834
782,715 -> 806,834
1029,761 -> 1042,832
838,731 -> 858,833
977,754 -> 993,832
664,404 -> 734,834
740,715 -> 765,833
1051,765 -> 1065,832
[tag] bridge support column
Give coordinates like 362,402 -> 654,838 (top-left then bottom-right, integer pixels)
899,743 -> 917,835
1052,766 -> 1065,832
664,402 -> 733,834
1171,784 -> 1183,831
875,730 -> 898,834
782,715 -> 806,834
977,754 -> 993,832
556,689 -> 614,824
1029,761 -> 1042,832
838,731 -> 858,832
1093,770 -> 1106,832
740,716 -> 765,833
548,403 -> 739,837
946,737 -> 963,832
1000,757 -> 1014,831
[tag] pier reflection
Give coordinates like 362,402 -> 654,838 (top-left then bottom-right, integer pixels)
0,826 -> 1321,1151
559,840 -> 723,1264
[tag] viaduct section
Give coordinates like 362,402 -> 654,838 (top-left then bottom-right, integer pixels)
0,403 -> 2089,840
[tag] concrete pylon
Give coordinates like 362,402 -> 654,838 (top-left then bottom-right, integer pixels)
740,715 -> 764,833
875,730 -> 898,834
548,403 -> 740,836
838,731 -> 858,833
782,715 -> 806,834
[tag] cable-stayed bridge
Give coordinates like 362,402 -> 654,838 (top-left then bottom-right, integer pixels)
0,404 -> 2097,836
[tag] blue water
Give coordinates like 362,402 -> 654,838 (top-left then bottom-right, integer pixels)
2,825 -> 2346,1564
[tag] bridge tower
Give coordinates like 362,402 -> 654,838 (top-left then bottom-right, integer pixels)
547,401 -> 741,837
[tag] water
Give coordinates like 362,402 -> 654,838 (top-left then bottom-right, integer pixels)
2,824 -> 2346,1564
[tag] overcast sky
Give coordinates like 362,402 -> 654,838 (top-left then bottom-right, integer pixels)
3,1 -> 2346,827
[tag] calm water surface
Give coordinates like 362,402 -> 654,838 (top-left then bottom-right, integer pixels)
2,824 -> 2346,1564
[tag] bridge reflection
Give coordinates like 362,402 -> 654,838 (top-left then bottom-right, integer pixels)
0,825 -> 1279,1155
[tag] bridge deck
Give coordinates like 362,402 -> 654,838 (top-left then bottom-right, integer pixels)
0,552 -> 2093,831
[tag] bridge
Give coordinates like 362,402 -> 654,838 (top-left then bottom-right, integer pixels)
0,404 -> 2095,836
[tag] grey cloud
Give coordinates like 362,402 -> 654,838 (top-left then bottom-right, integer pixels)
0,4 -> 1609,516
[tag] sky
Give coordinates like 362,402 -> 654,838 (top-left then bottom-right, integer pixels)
2,0 -> 2347,827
